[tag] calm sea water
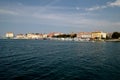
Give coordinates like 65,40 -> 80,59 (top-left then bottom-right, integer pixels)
0,39 -> 120,80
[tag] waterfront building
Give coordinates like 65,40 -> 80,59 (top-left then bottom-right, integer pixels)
31,33 -> 39,39
43,34 -> 48,38
91,31 -> 106,40
106,33 -> 112,39
47,32 -> 62,38
101,32 -> 107,39
77,32 -> 91,40
6,32 -> 14,39
34,33 -> 43,39
91,31 -> 101,40
26,33 -> 34,39
26,33 -> 43,39
16,34 -> 26,39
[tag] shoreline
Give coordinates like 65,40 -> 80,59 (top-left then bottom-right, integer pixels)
105,39 -> 120,42
1,38 -> 120,42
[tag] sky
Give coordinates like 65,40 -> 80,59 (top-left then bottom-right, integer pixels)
0,0 -> 120,36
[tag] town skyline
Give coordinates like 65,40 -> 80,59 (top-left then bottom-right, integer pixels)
0,0 -> 120,36
1,30 -> 116,37
4,31 -> 120,42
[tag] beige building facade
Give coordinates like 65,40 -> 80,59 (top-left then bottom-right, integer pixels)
91,31 -> 107,40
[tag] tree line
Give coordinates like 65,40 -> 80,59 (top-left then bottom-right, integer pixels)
53,34 -> 77,38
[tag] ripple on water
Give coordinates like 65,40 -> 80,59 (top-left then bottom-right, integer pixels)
0,40 -> 120,80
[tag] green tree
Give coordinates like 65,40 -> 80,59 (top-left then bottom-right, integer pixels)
112,32 -> 120,39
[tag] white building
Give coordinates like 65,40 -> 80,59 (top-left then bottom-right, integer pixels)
6,32 -> 14,38
26,33 -> 43,39
101,32 -> 107,39
77,32 -> 91,39
16,34 -> 26,39
43,34 -> 48,38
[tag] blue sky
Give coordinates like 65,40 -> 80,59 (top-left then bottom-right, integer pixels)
0,0 -> 120,36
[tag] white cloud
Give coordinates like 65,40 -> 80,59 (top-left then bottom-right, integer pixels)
0,9 -> 18,15
109,0 -> 120,7
86,5 -> 108,11
86,0 -> 120,11
86,6 -> 107,11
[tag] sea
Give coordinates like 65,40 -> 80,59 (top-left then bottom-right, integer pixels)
0,39 -> 120,80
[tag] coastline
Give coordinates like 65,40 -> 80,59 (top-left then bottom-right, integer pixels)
105,39 -> 120,42
1,38 -> 120,42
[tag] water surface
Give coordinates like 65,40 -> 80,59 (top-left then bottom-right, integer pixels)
0,39 -> 120,80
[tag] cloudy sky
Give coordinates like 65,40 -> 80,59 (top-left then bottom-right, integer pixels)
0,0 -> 120,36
